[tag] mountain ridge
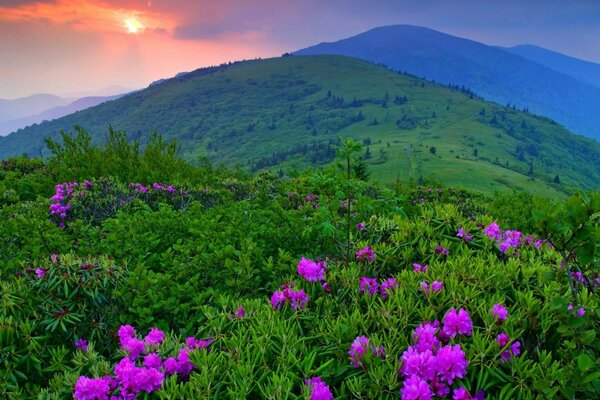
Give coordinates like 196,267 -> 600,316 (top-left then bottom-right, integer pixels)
295,24 -> 600,141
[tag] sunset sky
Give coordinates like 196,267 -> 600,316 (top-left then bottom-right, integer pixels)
1,0 -> 599,99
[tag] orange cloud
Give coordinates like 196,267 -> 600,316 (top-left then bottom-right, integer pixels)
0,0 -> 176,35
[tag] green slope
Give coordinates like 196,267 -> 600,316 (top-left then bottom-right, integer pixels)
1,55 -> 599,197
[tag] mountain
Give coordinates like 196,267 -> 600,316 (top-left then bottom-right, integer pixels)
0,94 -> 74,121
1,55 -> 599,198
295,25 -> 600,141
505,44 -> 600,89
0,94 -> 124,136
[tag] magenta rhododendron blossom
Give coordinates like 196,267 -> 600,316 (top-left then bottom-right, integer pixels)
414,321 -> 440,353
143,353 -> 162,370
355,246 -> 375,261
75,338 -> 88,352
483,222 -> 501,241
73,376 -> 111,400
305,376 -> 334,400
456,228 -> 472,242
360,277 -> 379,295
356,222 -> 365,231
400,347 -> 437,381
122,337 -> 146,360
297,257 -> 325,282
436,344 -> 468,384
453,387 -> 473,400
118,325 -> 136,344
400,375 -> 433,400
234,305 -> 245,318
435,245 -> 449,255
380,277 -> 398,299
144,328 -> 166,346
413,263 -> 428,273
349,336 -> 370,368
271,286 -> 309,310
441,308 -> 473,339
492,304 -> 508,323
35,268 -> 45,278
496,333 -> 510,347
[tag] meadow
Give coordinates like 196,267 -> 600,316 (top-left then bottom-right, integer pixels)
0,135 -> 598,399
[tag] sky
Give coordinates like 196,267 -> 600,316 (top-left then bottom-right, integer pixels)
1,0 -> 599,99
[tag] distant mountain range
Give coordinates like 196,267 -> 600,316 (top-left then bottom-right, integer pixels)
0,95 -> 124,136
504,44 -> 600,89
1,55 -> 599,198
0,87 -> 132,136
295,25 -> 600,141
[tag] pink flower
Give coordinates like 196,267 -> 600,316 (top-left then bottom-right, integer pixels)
496,333 -> 510,347
436,344 -> 469,384
75,338 -> 88,352
577,307 -> 586,317
50,253 -> 58,263
35,268 -> 45,278
349,336 -> 370,368
356,222 -> 365,231
122,337 -> 146,360
413,263 -> 428,273
271,290 -> 286,309
143,353 -> 162,369
359,277 -> 379,295
413,321 -> 440,353
305,377 -> 334,400
144,328 -> 166,346
400,375 -> 433,400
163,357 -> 178,375
74,376 -> 111,400
441,308 -> 472,339
118,325 -> 136,344
456,228 -> 472,242
492,304 -> 508,323
355,246 -> 375,262
380,277 -> 398,299
234,305 -> 245,318
483,222 -> 501,241
453,387 -> 473,400
399,347 -> 437,381
297,257 -> 325,282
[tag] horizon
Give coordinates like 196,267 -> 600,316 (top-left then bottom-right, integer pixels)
1,0 -> 599,99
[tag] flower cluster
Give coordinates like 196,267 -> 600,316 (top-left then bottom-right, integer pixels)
74,325 -> 213,399
413,263 -> 429,273
435,245 -> 450,256
297,257 -> 326,282
567,304 -> 586,317
271,284 -> 309,310
355,246 -> 375,262
483,222 -> 548,255
399,312 -> 480,399
305,377 -> 334,400
496,333 -> 521,363
359,277 -> 398,299
349,336 -> 385,368
420,280 -> 443,296
49,182 -> 79,227
456,228 -> 473,242
492,304 -> 508,324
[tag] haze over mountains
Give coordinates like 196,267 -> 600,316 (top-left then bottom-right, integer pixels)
295,25 -> 600,141
0,88 -> 131,136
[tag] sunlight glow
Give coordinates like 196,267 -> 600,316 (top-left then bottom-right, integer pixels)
124,18 -> 143,34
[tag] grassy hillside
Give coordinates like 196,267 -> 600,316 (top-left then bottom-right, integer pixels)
1,55 -> 599,197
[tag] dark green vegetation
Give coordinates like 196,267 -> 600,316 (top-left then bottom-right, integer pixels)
2,55 -> 600,199
1,138 -> 599,399
295,25 -> 600,141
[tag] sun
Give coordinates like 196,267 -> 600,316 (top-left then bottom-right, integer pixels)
124,18 -> 143,34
